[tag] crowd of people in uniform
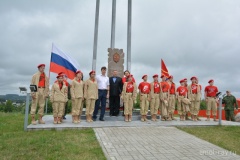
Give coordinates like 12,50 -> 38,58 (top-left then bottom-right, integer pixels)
29,63 -> 239,125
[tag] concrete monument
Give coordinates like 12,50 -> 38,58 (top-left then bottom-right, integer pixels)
107,48 -> 124,77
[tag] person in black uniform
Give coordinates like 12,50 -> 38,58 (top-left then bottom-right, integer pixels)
109,70 -> 123,116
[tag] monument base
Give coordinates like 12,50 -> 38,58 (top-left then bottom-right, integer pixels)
26,110 -> 240,131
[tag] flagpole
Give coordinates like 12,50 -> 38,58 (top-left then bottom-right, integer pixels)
46,43 -> 53,114
127,0 -> 132,72
110,0 -> 116,49
49,43 -> 53,79
92,0 -> 100,71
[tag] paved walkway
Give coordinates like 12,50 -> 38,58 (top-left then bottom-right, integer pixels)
94,127 -> 239,160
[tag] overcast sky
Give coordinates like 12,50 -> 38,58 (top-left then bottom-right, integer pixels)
0,0 -> 240,97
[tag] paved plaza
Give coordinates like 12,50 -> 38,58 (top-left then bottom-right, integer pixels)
27,112 -> 240,159
94,127 -> 240,160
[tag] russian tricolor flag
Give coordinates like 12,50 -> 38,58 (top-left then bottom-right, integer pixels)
50,44 -> 80,80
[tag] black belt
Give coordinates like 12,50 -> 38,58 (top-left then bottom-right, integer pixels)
98,89 -> 107,91
154,92 -> 160,94
126,92 -> 133,93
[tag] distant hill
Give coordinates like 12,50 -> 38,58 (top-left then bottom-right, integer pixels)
0,94 -> 31,102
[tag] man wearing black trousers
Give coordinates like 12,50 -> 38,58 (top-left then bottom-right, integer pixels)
93,66 -> 110,121
109,70 -> 123,116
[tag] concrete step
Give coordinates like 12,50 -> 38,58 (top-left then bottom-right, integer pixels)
75,114 -> 161,121
81,109 -> 147,116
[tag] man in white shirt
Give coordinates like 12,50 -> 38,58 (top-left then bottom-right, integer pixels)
93,66 -> 110,121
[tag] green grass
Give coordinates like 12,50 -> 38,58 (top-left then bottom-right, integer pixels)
0,112 -> 106,160
178,126 -> 240,155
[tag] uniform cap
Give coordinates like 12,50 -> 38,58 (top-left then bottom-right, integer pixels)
179,79 -> 186,83
183,78 -> 187,81
190,76 -> 197,80
76,70 -> 82,75
58,72 -> 65,76
89,70 -> 95,75
168,75 -> 173,79
37,64 -> 45,68
160,75 -> 165,78
208,79 -> 214,83
153,74 -> 158,78
56,75 -> 63,79
142,75 -> 147,79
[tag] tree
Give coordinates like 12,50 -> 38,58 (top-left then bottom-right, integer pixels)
200,100 -> 207,110
4,100 -> 14,112
0,104 -> 5,112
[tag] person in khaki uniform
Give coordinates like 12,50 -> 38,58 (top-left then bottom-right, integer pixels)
176,79 -> 189,121
121,75 -> 137,122
183,78 -> 191,120
168,75 -> 176,120
84,71 -> 98,122
195,78 -> 202,121
159,75 -> 170,121
204,79 -> 219,121
188,76 -> 201,121
50,75 -> 68,124
150,74 -> 160,121
138,75 -> 151,122
71,70 -> 84,124
55,72 -> 71,121
30,64 -> 49,125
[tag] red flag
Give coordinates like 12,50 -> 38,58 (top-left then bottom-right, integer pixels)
161,59 -> 170,77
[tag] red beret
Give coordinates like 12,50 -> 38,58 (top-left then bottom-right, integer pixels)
183,78 -> 187,81
76,70 -> 82,75
190,76 -> 197,80
160,75 -> 165,78
37,64 -> 45,68
180,79 -> 185,83
153,74 -> 158,78
56,75 -> 63,79
142,75 -> 147,79
168,75 -> 173,79
89,70 -> 95,75
208,79 -> 214,83
58,72 -> 65,76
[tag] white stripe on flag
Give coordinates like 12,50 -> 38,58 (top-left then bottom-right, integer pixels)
52,43 -> 80,70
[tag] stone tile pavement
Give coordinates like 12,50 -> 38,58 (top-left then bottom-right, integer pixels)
94,127 -> 240,160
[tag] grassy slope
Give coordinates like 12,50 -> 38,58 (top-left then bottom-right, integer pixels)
178,126 -> 240,155
0,112 -> 106,160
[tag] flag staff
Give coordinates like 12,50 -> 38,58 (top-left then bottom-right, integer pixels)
92,0 -> 100,71
127,0 -> 132,72
46,43 -> 54,114
110,0 -> 116,49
